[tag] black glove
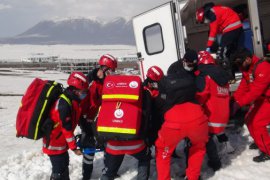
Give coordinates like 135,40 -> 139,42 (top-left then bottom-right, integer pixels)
41,118 -> 55,148
80,132 -> 96,148
79,117 -> 95,136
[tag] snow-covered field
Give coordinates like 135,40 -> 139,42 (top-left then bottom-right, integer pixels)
0,44 -> 136,61
0,68 -> 270,180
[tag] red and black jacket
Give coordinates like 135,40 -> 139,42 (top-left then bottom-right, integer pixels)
206,5 -> 242,47
42,89 -> 81,155
234,56 -> 270,106
196,64 -> 230,134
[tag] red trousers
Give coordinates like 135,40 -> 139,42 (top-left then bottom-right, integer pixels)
246,97 -> 270,155
155,103 -> 208,180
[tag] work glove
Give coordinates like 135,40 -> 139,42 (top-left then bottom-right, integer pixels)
230,101 -> 241,117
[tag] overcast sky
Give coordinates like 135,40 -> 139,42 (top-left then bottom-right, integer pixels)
0,0 -> 171,38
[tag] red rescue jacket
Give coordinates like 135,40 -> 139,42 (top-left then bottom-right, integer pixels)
207,6 -> 242,47
81,80 -> 103,120
196,76 -> 230,134
42,93 -> 81,155
234,56 -> 270,106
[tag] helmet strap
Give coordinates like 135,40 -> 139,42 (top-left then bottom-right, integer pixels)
101,65 -> 109,72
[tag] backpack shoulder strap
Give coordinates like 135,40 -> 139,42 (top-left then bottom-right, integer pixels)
59,94 -> 72,106
252,59 -> 264,79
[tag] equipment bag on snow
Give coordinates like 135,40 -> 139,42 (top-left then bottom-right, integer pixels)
16,78 -> 63,140
97,75 -> 142,140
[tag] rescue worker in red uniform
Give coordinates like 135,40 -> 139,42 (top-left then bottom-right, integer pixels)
231,48 -> 270,162
100,66 -> 164,180
155,50 -> 208,180
195,51 -> 233,171
43,72 -> 89,180
80,54 -> 117,180
84,54 -> 118,120
196,2 -> 243,80
142,66 -> 165,146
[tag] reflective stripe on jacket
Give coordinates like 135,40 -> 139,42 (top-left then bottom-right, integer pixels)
196,76 -> 230,134
207,6 -> 242,47
42,94 -> 81,155
106,139 -> 146,155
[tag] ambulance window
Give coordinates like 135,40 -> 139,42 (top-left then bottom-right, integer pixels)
143,23 -> 164,55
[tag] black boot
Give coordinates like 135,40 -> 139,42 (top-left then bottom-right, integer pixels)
172,150 -> 181,158
253,152 -> 270,162
206,135 -> 221,171
208,160 -> 221,171
249,142 -> 258,150
184,175 -> 202,180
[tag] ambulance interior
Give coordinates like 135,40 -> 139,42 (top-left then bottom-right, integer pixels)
180,0 -> 270,56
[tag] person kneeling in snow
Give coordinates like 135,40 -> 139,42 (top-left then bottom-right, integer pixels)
155,50 -> 208,180
43,72 -> 88,180
231,48 -> 270,162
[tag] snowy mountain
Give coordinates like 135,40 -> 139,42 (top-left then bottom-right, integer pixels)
0,17 -> 135,45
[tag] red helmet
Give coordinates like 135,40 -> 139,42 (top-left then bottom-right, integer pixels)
67,71 -> 89,90
196,7 -> 205,23
198,51 -> 216,65
146,66 -> 164,82
98,54 -> 117,70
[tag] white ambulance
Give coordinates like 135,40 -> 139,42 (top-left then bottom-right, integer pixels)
132,0 -> 270,78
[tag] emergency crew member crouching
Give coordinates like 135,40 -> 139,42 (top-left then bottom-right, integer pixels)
80,54 -> 117,180
155,50 -> 208,180
100,66 -> 164,180
195,51 -> 233,171
43,72 -> 88,180
231,48 -> 270,162
196,2 -> 243,80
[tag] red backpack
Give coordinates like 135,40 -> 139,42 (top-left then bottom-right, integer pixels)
97,75 -> 143,140
16,78 -> 63,140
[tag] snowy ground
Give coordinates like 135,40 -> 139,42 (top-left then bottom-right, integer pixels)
0,68 -> 270,180
0,44 -> 136,62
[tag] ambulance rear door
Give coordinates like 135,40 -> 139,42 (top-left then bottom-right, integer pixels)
132,1 -> 185,79
248,0 -> 264,57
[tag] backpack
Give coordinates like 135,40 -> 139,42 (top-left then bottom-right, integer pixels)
251,58 -> 270,78
97,75 -> 143,140
159,71 -> 197,112
16,78 -> 63,140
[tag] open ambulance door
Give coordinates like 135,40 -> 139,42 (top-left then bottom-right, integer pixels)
248,0 -> 264,57
132,1 -> 185,79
